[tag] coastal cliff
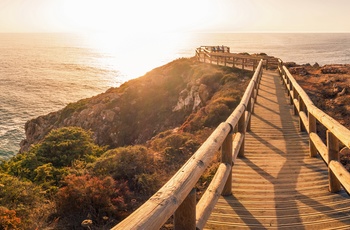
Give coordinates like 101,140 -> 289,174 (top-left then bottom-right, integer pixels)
0,57 -> 253,229
20,57 -> 251,152
5,55 -> 349,229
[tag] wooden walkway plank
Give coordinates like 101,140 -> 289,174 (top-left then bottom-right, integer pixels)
205,70 -> 350,229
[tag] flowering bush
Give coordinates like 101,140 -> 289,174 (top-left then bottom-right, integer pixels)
0,207 -> 21,230
56,174 -> 131,227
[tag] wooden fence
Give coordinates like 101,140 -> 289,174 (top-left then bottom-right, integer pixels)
112,60 -> 264,230
195,46 -> 278,71
278,60 -> 350,193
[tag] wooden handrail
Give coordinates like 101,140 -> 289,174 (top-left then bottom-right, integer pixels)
278,59 -> 350,193
196,46 -> 278,70
112,59 -> 264,229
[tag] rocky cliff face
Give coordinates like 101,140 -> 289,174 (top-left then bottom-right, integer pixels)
20,58 -> 241,152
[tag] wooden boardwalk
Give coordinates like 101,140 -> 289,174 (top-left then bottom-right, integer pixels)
205,70 -> 350,229
114,55 -> 350,230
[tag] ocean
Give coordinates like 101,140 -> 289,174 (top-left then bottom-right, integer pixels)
1,33 -> 350,160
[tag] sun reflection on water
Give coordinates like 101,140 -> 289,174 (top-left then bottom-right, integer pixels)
80,32 -> 195,81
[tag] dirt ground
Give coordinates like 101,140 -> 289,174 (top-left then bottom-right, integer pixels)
286,63 -> 350,169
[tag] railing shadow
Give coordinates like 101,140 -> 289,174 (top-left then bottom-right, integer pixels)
258,88 -> 277,97
223,195 -> 268,229
222,71 -> 350,228
272,71 -> 304,228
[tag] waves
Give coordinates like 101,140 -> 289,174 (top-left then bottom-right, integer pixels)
0,34 -> 122,158
0,106 -> 24,160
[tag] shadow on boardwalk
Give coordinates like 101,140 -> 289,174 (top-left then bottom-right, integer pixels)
205,70 -> 350,229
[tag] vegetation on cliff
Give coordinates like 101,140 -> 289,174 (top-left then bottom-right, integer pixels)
287,63 -> 350,170
0,57 -> 252,229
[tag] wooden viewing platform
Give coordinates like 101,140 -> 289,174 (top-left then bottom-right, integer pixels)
113,47 -> 350,229
196,45 -> 279,70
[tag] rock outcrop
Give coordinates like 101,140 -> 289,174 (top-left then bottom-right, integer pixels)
321,65 -> 348,74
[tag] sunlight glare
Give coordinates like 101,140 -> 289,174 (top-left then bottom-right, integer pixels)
59,0 -> 213,81
61,0 -> 213,33
83,32 -> 193,80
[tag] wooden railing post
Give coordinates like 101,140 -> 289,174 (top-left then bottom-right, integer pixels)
246,98 -> 252,132
285,78 -> 290,95
327,131 -> 341,193
174,188 -> 196,230
238,110 -> 246,157
299,96 -> 306,132
259,67 -> 263,84
288,80 -> 293,105
256,68 -> 262,102
242,59 -> 245,70
254,79 -> 258,99
221,132 -> 233,196
279,60 -> 284,81
282,71 -> 286,85
308,113 -> 317,157
289,85 -> 294,105
252,80 -> 258,114
293,91 -> 299,115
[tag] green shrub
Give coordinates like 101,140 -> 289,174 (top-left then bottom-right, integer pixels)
90,145 -> 159,193
211,96 -> 239,109
180,99 -> 232,132
204,103 -> 230,127
220,73 -> 238,84
150,132 -> 200,171
33,163 -> 68,194
0,173 -> 44,228
134,173 -> 162,196
200,72 -> 223,85
180,109 -> 207,132
91,146 -> 155,179
1,151 -> 41,181
1,127 -> 104,195
152,133 -> 187,150
36,127 -> 106,167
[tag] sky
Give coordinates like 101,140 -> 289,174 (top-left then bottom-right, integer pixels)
0,0 -> 350,33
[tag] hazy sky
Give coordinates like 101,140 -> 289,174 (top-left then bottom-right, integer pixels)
0,0 -> 349,33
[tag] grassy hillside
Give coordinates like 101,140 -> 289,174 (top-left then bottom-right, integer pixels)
1,57 -> 253,229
